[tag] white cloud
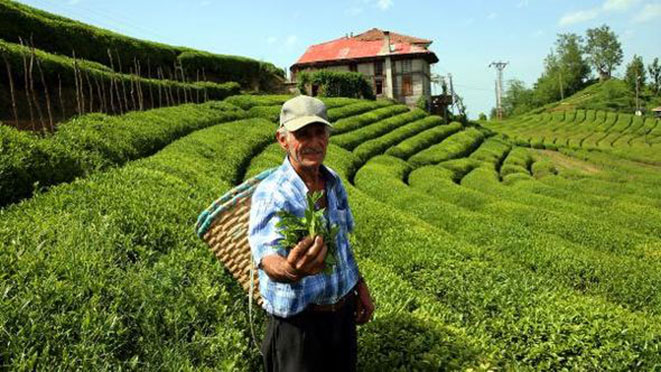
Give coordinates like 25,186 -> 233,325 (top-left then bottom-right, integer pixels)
267,36 -> 277,44
603,0 -> 640,11
487,12 -> 498,20
517,0 -> 529,7
558,8 -> 600,26
633,3 -> 661,22
346,6 -> 363,16
376,0 -> 393,10
285,35 -> 298,47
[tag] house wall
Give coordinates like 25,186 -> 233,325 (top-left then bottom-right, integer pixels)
392,58 -> 431,106
293,57 -> 432,106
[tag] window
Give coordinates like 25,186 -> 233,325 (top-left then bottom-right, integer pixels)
374,61 -> 384,76
401,60 -> 412,73
402,75 -> 412,96
375,80 -> 383,95
349,63 -> 357,72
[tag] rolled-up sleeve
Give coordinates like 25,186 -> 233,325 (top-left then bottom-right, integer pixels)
249,196 -> 287,267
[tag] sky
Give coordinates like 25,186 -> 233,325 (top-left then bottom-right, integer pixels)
15,0 -> 661,118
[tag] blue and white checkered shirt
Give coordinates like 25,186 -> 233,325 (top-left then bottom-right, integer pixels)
248,156 -> 360,318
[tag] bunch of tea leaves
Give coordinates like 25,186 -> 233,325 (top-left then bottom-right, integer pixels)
275,191 -> 339,274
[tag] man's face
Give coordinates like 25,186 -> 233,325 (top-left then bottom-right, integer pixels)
277,123 -> 329,170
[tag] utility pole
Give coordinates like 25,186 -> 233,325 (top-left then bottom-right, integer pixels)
558,69 -> 564,100
448,73 -> 454,111
635,74 -> 641,114
489,61 -> 508,120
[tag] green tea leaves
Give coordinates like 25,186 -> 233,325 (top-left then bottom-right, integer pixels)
275,191 -> 339,274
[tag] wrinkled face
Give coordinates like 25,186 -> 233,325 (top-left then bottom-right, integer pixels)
276,123 -> 329,170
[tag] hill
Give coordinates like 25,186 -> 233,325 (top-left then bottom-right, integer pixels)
528,79 -> 661,115
0,0 -> 284,90
2,93 -> 661,370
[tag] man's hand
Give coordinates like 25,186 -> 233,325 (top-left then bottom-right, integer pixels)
354,278 -> 374,325
288,235 -> 327,275
260,236 -> 327,283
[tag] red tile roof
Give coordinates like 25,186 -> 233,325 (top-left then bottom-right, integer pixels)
292,28 -> 438,68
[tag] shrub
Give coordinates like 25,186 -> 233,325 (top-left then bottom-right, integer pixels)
0,118 -> 276,369
408,128 -> 485,166
353,115 -> 444,164
0,40 -> 240,125
385,122 -> 463,159
0,1 -> 283,90
326,100 -> 392,122
331,109 -> 427,151
0,101 -> 245,207
297,70 -> 375,100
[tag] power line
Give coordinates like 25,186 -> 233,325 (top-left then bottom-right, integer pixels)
453,83 -> 492,92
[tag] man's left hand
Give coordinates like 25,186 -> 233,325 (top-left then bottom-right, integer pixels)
354,278 -> 374,325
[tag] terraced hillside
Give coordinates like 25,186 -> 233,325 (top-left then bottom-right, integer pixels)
482,109 -> 661,164
2,95 -> 661,370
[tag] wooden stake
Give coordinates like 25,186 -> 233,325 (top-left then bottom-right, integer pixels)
129,67 -> 136,110
72,50 -> 84,115
196,69 -> 200,103
147,57 -> 154,109
114,78 -> 123,113
35,57 -> 54,131
137,58 -> 144,110
77,57 -> 86,114
202,67 -> 208,101
58,74 -> 65,120
2,51 -> 20,127
19,38 -> 36,130
157,67 -> 163,108
116,50 -> 129,111
85,71 -> 94,113
106,49 -> 117,114
28,43 -> 46,131
93,74 -> 105,113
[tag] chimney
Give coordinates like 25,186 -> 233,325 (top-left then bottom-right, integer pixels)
383,30 -> 392,53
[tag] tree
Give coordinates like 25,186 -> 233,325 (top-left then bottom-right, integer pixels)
584,24 -> 623,81
555,33 -> 591,95
529,34 -> 591,108
648,57 -> 661,95
624,54 -> 646,92
532,51 -> 563,105
502,79 -> 535,117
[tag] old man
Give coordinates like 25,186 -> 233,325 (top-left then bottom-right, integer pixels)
248,95 -> 374,372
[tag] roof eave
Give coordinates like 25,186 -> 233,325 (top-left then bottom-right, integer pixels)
291,52 -> 439,71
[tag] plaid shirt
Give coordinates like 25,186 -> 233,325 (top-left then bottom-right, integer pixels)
248,156 -> 360,318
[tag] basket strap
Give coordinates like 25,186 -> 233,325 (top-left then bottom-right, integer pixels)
249,262 -> 261,356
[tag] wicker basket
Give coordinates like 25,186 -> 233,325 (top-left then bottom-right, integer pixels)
195,168 -> 277,306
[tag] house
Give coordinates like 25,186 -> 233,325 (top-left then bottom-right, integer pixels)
652,107 -> 661,118
290,28 -> 439,107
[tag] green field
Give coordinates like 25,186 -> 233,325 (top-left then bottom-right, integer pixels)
2,92 -> 661,370
2,2 -> 661,369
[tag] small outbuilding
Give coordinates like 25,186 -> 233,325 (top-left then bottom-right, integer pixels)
652,106 -> 661,118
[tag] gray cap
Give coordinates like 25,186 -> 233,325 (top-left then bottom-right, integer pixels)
279,95 -> 332,132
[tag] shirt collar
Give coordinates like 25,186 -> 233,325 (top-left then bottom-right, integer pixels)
280,155 -> 337,194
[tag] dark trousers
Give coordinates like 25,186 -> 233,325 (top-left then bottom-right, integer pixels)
261,296 -> 357,372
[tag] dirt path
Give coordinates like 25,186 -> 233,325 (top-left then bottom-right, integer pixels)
535,149 -> 601,174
